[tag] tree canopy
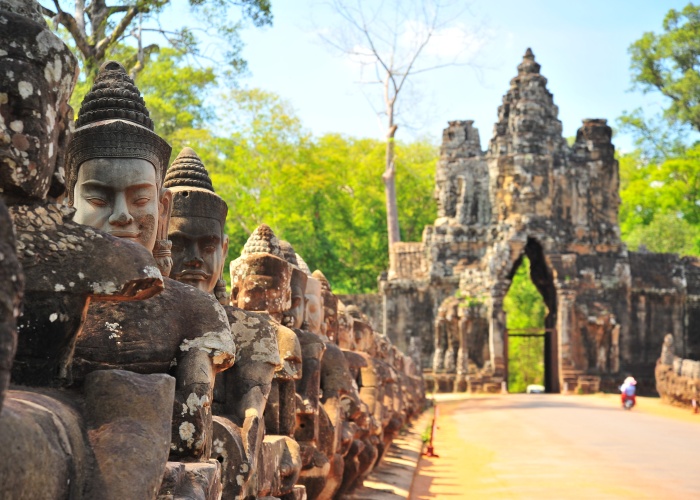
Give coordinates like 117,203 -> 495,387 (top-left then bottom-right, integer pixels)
159,88 -> 437,293
617,3 -> 700,255
620,3 -> 700,161
40,0 -> 271,79
628,3 -> 700,132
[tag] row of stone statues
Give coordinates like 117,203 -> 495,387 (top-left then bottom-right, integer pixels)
0,1 -> 424,498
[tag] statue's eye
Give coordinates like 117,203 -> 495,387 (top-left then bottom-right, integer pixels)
86,197 -> 107,207
133,197 -> 150,207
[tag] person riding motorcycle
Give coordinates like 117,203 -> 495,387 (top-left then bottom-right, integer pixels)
619,376 -> 637,409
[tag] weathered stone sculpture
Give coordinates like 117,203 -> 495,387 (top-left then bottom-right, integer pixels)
66,62 -> 235,469
313,271 -> 364,500
656,334 -> 700,407
230,226 -> 303,498
2,5 -> 425,499
165,147 -> 282,498
273,247 -> 331,499
0,4 -> 177,498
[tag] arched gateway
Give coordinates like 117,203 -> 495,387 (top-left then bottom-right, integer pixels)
354,49 -> 700,394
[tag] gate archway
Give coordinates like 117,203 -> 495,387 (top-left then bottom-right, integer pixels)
501,237 -> 559,393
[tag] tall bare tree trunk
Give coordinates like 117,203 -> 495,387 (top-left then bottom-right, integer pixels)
383,123 -> 400,276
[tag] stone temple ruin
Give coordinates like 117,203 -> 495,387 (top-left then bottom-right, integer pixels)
350,48 -> 700,397
0,2 -> 424,498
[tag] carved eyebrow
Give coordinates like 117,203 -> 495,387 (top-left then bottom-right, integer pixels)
80,180 -> 110,188
80,180 -> 156,190
169,230 -> 221,241
128,183 -> 157,190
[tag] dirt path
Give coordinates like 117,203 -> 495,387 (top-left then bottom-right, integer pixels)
410,394 -> 700,499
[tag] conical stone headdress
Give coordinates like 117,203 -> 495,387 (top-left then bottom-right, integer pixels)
165,147 -> 228,226
65,60 -> 171,202
241,224 -> 283,257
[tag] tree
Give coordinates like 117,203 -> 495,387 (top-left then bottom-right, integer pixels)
188,88 -> 437,293
619,3 -> 700,161
618,145 -> 700,254
319,0 -> 480,275
38,0 -> 271,79
503,257 -> 546,393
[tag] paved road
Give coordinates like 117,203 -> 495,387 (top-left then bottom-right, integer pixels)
411,394 -> 700,499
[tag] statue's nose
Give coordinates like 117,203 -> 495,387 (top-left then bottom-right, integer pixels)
185,253 -> 204,268
108,195 -> 134,226
108,210 -> 133,226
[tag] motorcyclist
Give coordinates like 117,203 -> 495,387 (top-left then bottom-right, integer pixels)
619,376 -> 637,407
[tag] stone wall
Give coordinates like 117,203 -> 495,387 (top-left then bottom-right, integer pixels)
337,293 -> 384,334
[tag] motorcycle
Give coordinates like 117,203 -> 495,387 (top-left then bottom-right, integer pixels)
622,394 -> 636,410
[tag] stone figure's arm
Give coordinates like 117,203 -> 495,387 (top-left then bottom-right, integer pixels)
171,348 -> 216,461
230,361 -> 276,466
170,299 -> 236,460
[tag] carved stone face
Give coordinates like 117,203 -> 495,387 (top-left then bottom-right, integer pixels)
303,276 -> 323,335
169,216 -> 228,294
354,320 -> 375,355
230,254 -> 292,316
72,158 -> 171,252
282,268 -> 306,329
276,324 -> 302,380
336,303 -> 356,350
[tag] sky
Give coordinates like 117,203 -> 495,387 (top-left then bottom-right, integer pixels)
222,0 -> 690,153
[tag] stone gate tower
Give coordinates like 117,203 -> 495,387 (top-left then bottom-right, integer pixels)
375,49 -> 700,394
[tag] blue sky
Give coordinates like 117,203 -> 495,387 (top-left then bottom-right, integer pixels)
224,0 -> 690,152
101,0 -> 694,152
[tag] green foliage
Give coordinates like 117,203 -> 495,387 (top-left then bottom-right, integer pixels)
421,409 -> 434,444
503,257 -> 546,393
619,3 -> 700,161
619,145 -> 700,254
617,109 -> 689,163
134,48 -> 216,139
628,3 -> 700,132
44,0 -> 272,79
176,89 -> 437,293
455,290 -> 486,309
68,46 -> 217,168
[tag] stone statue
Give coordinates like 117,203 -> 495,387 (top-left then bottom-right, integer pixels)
66,61 -> 173,277
274,246 -> 330,499
230,225 -> 303,498
313,271 -> 365,500
165,147 -> 282,498
0,4 -> 176,498
66,62 -> 235,468
660,333 -> 676,367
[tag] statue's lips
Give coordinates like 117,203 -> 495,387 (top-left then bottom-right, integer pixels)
109,230 -> 140,239
176,270 -> 211,280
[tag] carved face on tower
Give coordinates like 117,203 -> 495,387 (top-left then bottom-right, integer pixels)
0,4 -> 78,200
165,148 -> 229,294
66,61 -> 172,256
